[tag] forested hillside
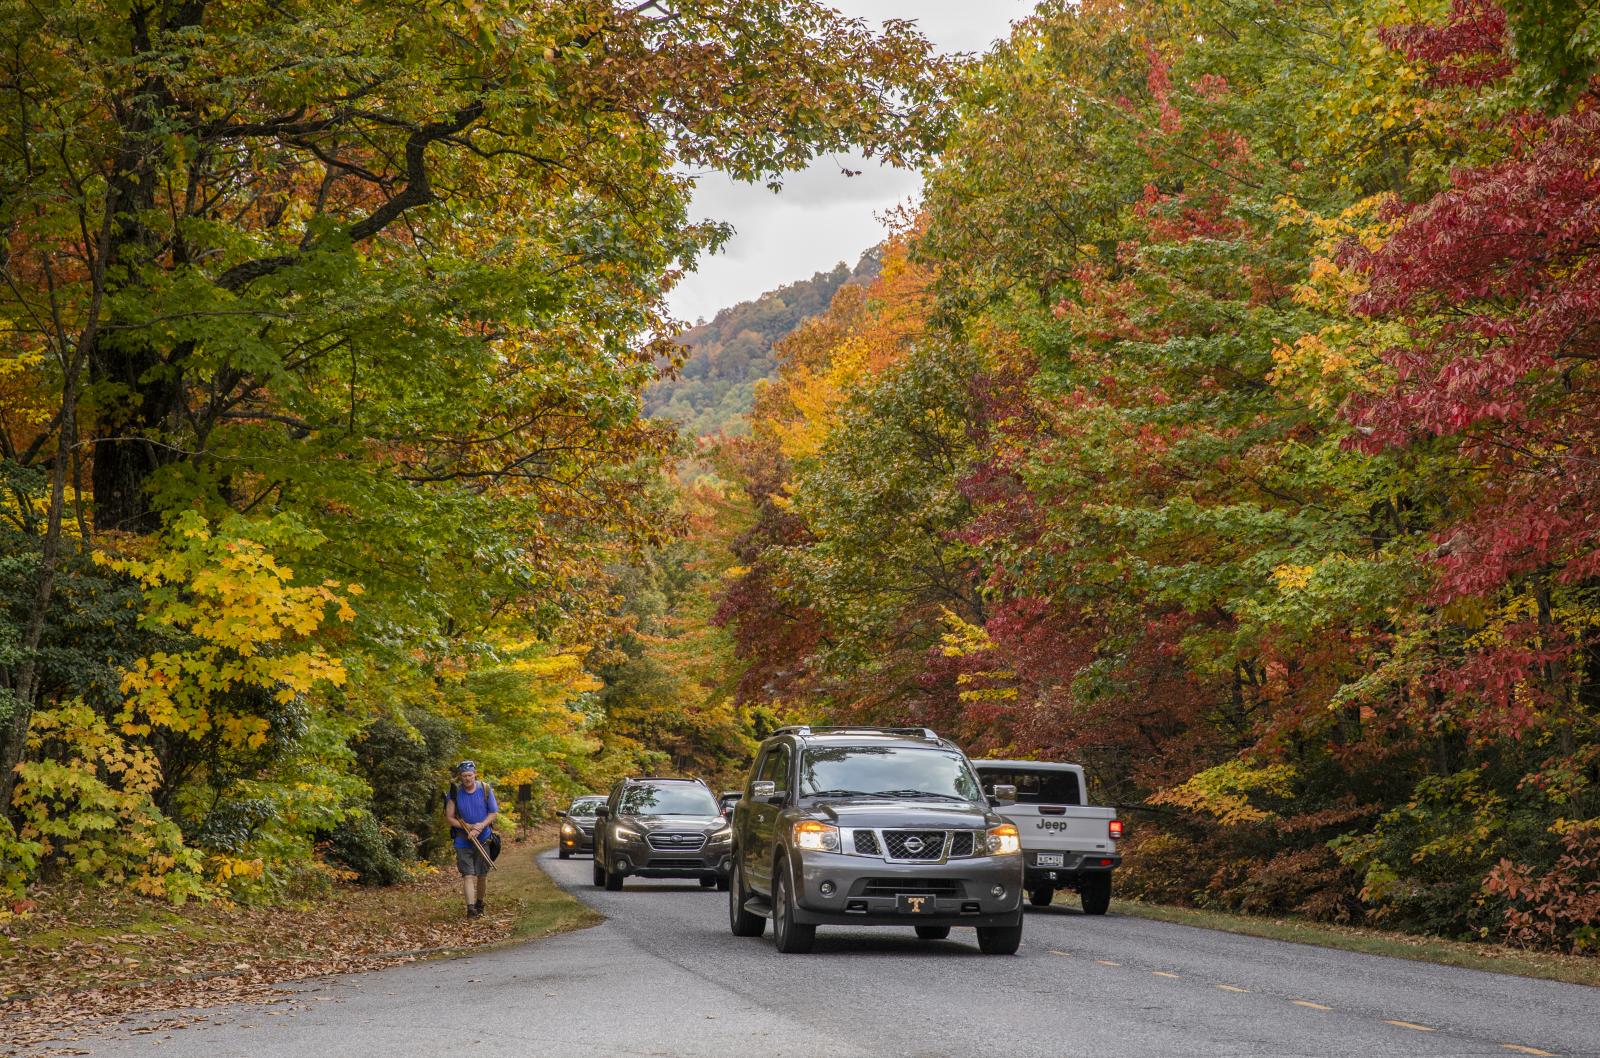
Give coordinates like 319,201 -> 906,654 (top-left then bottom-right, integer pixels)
646,252 -> 880,437
713,0 -> 1600,953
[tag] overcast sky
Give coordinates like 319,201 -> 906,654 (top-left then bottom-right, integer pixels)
666,1 -> 1033,325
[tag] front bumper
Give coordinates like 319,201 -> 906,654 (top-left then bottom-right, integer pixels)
789,849 -> 1024,927
1023,850 -> 1120,889
612,839 -> 732,878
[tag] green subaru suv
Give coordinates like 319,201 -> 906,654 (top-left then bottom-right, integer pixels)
726,726 -> 1025,954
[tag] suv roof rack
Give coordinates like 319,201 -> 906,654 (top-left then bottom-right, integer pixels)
621,775 -> 708,785
771,725 -> 945,743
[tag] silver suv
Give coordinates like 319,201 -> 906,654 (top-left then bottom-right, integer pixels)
593,777 -> 732,891
726,727 -> 1025,954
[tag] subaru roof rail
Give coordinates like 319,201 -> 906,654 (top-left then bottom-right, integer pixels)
771,725 -> 944,743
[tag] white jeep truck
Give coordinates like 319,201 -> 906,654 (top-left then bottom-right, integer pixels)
972,760 -> 1121,914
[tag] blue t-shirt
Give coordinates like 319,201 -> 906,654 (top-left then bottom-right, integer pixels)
450,783 -> 498,849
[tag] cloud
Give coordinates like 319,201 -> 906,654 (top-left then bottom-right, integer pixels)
664,0 -> 1032,324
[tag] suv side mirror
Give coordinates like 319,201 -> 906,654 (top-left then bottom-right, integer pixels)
989,784 -> 1018,805
751,780 -> 778,803
595,804 -> 610,819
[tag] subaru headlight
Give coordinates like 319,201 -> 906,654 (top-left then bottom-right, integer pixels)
615,825 -> 645,842
986,823 -> 1021,855
707,824 -> 733,845
792,820 -> 840,852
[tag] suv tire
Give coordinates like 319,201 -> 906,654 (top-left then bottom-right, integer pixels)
1080,874 -> 1111,915
604,862 -> 625,891
915,926 -> 951,940
1029,887 -> 1053,908
592,859 -> 605,888
771,859 -> 815,954
976,917 -> 1023,955
728,860 -> 765,938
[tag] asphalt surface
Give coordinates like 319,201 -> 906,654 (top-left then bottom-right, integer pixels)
53,849 -> 1600,1058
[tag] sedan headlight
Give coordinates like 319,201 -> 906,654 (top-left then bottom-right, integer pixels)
792,820 -> 840,852
561,822 -> 577,836
986,823 -> 1021,855
614,825 -> 645,842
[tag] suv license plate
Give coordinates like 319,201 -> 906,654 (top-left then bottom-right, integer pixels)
897,894 -> 936,914
1037,852 -> 1064,867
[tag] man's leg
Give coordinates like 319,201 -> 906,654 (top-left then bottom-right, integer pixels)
456,847 -> 479,916
474,870 -> 487,912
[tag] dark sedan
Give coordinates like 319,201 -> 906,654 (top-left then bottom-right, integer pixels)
558,795 -> 605,858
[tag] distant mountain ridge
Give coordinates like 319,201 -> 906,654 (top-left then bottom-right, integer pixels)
648,249 -> 881,437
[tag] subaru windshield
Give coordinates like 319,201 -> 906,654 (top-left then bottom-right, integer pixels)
619,784 -> 718,816
798,746 -> 983,802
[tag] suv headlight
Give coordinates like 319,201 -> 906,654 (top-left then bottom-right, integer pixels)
707,824 -> 733,844
986,823 -> 1021,855
792,820 -> 840,852
615,825 -> 645,842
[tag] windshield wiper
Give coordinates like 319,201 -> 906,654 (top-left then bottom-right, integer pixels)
870,789 -> 969,801
804,788 -> 871,799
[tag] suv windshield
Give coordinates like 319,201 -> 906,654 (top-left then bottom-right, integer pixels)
619,783 -> 718,817
798,747 -> 983,802
567,799 -> 603,817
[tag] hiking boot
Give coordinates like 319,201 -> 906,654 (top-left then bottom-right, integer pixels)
466,904 -> 480,919
473,900 -> 485,916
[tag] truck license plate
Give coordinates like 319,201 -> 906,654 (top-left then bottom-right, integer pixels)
897,893 -> 936,914
1037,852 -> 1064,867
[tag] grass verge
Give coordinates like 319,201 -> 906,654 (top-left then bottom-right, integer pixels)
1117,900 -> 1600,988
480,842 -> 601,944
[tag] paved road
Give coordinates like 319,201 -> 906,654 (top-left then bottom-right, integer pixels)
60,849 -> 1599,1058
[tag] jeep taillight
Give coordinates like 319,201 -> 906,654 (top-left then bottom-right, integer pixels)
1109,819 -> 1124,839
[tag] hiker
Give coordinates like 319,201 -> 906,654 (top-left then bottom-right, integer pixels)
443,760 -> 499,918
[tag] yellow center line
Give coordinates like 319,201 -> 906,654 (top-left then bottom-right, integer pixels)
1292,1000 -> 1332,1011
1215,984 -> 1249,993
1385,1020 -> 1435,1032
1047,950 -> 1070,957
1152,971 -> 1181,979
1500,1045 -> 1557,1056
1096,959 -> 1120,967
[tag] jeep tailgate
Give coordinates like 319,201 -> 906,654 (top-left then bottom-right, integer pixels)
1000,804 -> 1118,856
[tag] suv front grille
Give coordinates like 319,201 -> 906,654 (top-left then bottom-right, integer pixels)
859,878 -> 963,897
884,830 -> 948,861
949,831 -> 975,857
853,830 -> 882,855
647,832 -> 707,852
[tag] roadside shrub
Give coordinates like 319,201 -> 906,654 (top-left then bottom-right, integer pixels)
352,709 -> 461,861
14,702 -> 207,902
325,814 -> 409,886
1485,824 -> 1600,954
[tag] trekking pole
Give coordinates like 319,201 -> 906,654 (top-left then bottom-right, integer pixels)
467,830 -> 497,873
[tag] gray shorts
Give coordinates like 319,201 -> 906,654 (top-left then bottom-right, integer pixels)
455,844 -> 490,876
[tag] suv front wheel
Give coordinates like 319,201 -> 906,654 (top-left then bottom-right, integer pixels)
728,859 -> 765,937
600,842 -> 625,891
977,917 -> 1024,955
771,858 -> 815,954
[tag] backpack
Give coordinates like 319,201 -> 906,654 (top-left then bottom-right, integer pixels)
448,781 -> 502,861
